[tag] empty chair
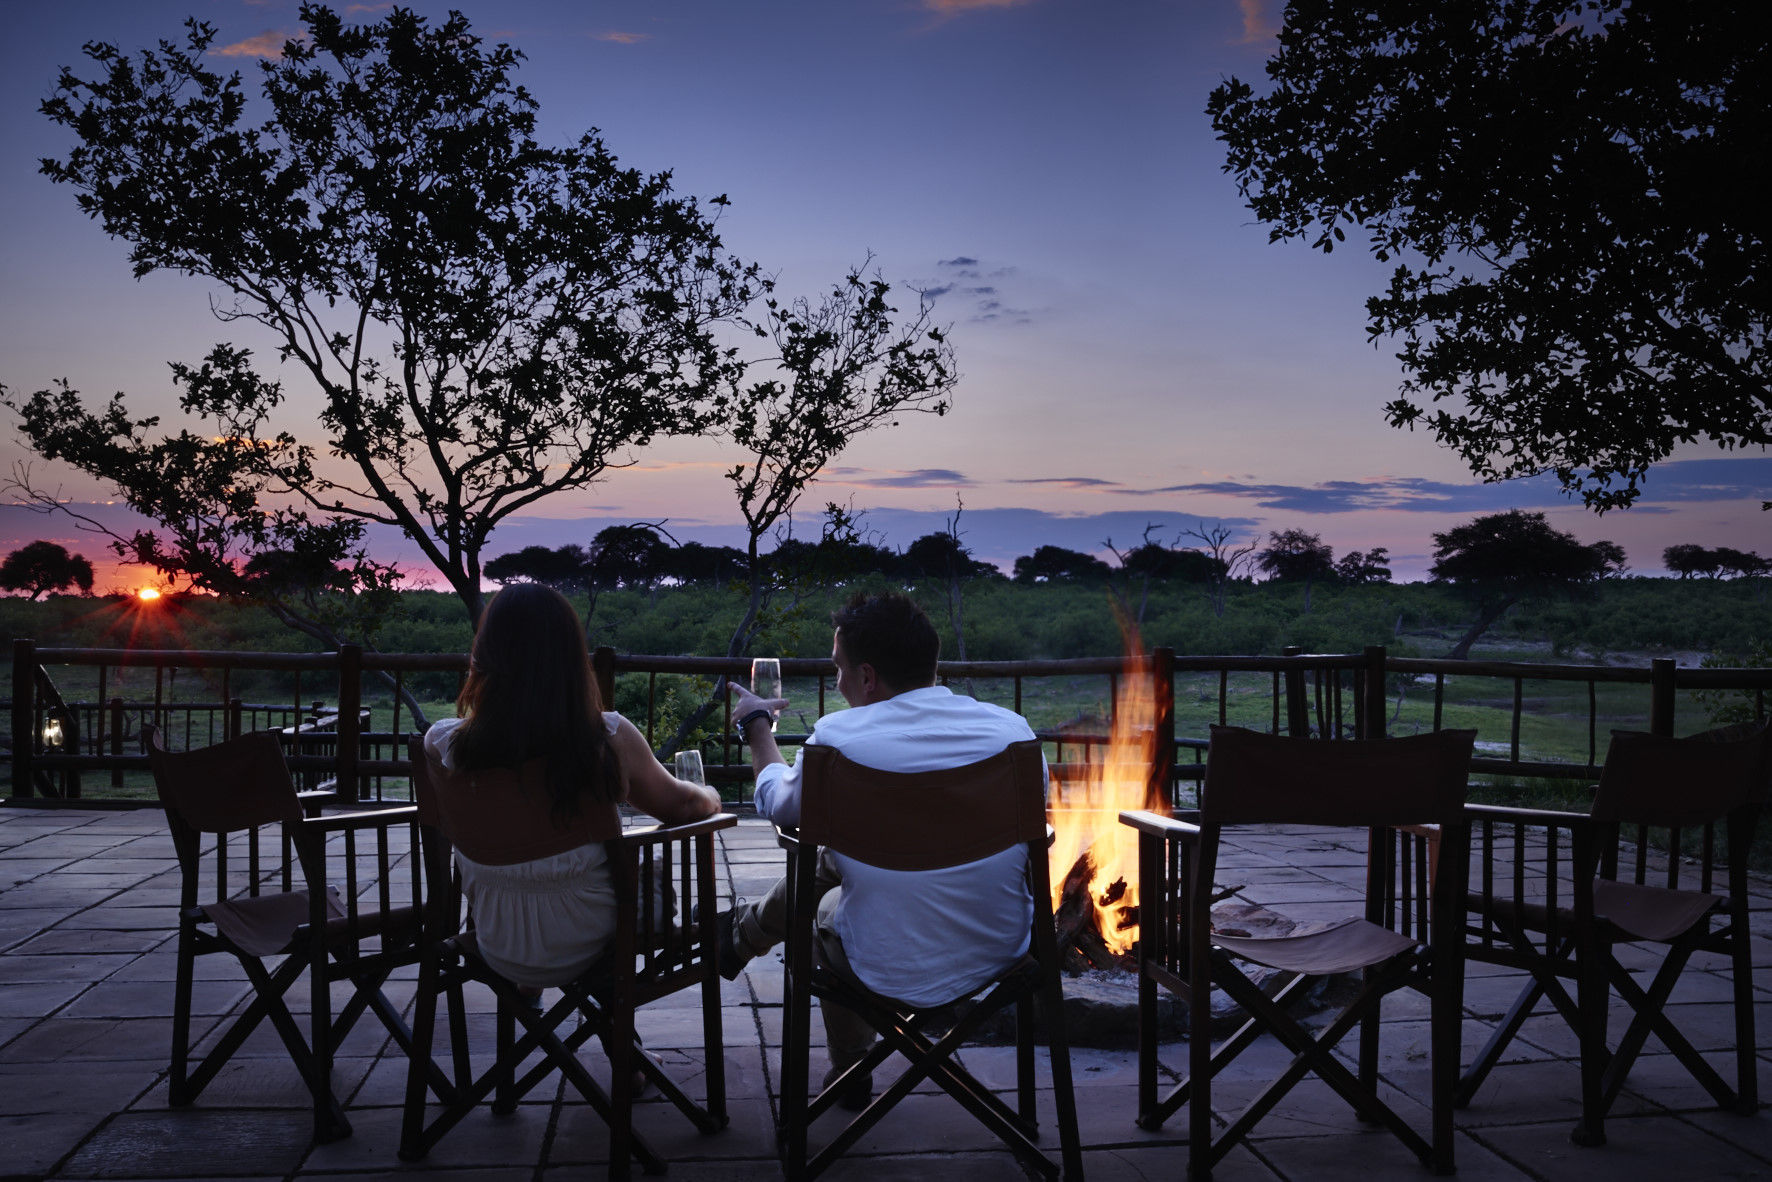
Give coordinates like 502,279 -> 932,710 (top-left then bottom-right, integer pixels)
776,739 -> 1083,1181
1121,724 -> 1476,1179
1460,721 -> 1769,1145
146,725 -> 440,1142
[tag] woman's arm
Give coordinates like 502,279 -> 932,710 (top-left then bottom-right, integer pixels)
608,715 -> 721,825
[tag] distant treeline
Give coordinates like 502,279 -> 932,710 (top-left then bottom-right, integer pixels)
6,575 -> 1765,679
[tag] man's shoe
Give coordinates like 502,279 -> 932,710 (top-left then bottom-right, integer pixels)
821,1064 -> 873,1113
714,908 -> 746,981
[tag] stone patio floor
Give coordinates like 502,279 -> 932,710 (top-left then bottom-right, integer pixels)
4,804 -> 1771,1181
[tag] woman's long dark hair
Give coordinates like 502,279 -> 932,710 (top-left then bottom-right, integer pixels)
449,583 -> 619,817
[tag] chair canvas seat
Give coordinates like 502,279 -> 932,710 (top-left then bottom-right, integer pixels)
1591,877 -> 1722,943
203,885 -> 344,958
1212,915 -> 1420,976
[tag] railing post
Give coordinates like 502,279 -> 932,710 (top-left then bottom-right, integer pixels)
337,645 -> 362,804
110,697 -> 126,787
1282,645 -> 1310,737
1151,647 -> 1175,810
592,646 -> 617,714
11,639 -> 35,799
1650,657 -> 1676,737
1362,646 -> 1387,740
227,698 -> 243,741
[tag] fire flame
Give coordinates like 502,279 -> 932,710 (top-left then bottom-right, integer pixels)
1047,636 -> 1166,957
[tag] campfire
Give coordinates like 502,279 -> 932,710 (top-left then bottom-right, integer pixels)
1047,638 -> 1166,973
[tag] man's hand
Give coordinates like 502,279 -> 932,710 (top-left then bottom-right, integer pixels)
727,679 -> 787,775
728,680 -> 788,722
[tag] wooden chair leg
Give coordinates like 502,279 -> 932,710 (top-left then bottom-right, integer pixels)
168,926 -> 197,1106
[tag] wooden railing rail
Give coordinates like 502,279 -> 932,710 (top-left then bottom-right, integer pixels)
7,640 -> 1769,808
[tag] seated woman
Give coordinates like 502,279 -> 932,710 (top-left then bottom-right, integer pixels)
423,583 -> 721,989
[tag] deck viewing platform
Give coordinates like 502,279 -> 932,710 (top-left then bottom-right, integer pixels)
4,804 -> 1769,1181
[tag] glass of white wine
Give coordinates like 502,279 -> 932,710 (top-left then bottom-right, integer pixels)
750,658 -> 782,731
673,749 -> 705,787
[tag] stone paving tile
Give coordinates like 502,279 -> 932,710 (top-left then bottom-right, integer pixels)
6,806 -> 1771,1181
0,1061 -> 162,1116
1,1111 -> 113,1180
1471,1112 -> 1772,1180
0,978 -> 92,1017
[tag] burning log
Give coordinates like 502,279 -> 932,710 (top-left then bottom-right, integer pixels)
1053,851 -> 1136,973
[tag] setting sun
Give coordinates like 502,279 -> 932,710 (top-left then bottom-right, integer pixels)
135,587 -> 161,602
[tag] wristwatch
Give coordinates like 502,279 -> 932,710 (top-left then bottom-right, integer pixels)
735,708 -> 773,739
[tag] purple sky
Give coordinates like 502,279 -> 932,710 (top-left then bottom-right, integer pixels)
2,0 -> 1766,593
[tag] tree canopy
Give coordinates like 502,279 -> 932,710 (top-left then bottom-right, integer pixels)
1208,1 -> 1770,510
1659,542 -> 1767,580
1335,547 -> 1393,585
1012,545 -> 1112,585
0,541 -> 94,599
7,5 -> 948,638
1430,510 -> 1625,657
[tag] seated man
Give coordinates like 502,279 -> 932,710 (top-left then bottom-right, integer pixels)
723,591 -> 1040,1108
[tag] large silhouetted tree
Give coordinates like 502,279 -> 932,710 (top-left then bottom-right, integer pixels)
1257,528 -> 1335,612
1012,546 -> 1112,584
1431,510 -> 1625,659
0,541 -> 94,599
1209,1 -> 1770,510
8,6 -> 948,645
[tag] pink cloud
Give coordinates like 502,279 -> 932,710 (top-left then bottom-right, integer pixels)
922,0 -> 1034,13
214,30 -> 296,59
595,31 -> 651,45
1236,0 -> 1279,44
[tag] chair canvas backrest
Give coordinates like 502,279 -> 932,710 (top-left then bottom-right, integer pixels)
797,739 -> 1048,872
1202,725 -> 1477,829
147,727 -> 303,834
1591,724 -> 1770,830
146,726 -> 306,905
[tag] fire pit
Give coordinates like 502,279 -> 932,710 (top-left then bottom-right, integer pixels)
1004,642 -> 1346,1047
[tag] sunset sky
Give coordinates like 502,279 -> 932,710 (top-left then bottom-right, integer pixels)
2,0 -> 1766,594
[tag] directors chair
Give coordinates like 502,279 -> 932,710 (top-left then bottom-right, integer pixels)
1121,724 -> 1475,1180
1459,722 -> 1768,1145
399,740 -> 735,1180
146,725 -> 442,1143
776,739 -> 1083,1182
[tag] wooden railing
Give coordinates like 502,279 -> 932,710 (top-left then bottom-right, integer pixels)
6,638 -> 1768,807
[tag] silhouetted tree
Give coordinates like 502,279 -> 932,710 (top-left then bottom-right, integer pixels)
1012,545 -> 1112,584
9,7 -> 944,643
1257,528 -> 1335,611
0,541 -> 94,599
1662,543 -> 1718,580
1208,1 -> 1770,510
659,542 -> 749,586
1431,510 -> 1625,659
1335,547 -> 1393,585
1179,521 -> 1258,618
484,545 -> 592,591
1712,547 -> 1769,579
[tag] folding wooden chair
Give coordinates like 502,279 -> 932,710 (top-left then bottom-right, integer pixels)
1121,725 -> 1475,1180
1460,721 -> 1768,1145
146,725 -> 442,1143
776,739 -> 1083,1182
399,740 -> 735,1180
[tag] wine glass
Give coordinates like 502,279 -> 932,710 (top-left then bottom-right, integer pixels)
673,749 -> 705,787
750,658 -> 782,731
